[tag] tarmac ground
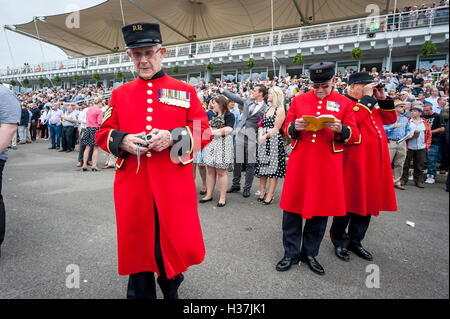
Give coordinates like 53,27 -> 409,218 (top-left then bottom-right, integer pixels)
0,139 -> 448,299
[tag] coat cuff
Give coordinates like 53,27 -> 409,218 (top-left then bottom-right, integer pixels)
334,124 -> 352,143
107,129 -> 129,159
285,121 -> 300,139
377,97 -> 395,110
359,95 -> 378,110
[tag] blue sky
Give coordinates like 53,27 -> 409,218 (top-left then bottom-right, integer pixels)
0,0 -> 105,70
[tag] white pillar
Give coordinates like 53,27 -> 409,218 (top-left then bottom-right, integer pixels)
279,64 -> 287,78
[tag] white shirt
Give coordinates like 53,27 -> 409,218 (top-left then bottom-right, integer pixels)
78,108 -> 88,129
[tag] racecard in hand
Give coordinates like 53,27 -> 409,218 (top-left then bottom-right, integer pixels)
301,114 -> 337,131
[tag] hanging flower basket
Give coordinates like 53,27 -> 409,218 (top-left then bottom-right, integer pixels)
10,80 -> 16,87
22,78 -> 29,87
115,71 -> 123,79
246,58 -> 255,69
206,62 -> 214,72
92,72 -> 101,82
421,40 -> 437,57
54,76 -> 61,84
172,65 -> 179,73
351,47 -> 363,60
293,53 -> 304,65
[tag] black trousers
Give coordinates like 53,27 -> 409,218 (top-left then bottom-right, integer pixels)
282,211 -> 328,258
126,202 -> 183,299
72,128 -> 78,149
401,149 -> 426,184
61,126 -> 74,151
330,213 -> 371,248
440,135 -> 448,171
40,124 -> 48,139
30,121 -> 38,141
0,159 -> 6,247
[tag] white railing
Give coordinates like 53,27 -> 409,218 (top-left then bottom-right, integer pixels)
1,5 -> 448,77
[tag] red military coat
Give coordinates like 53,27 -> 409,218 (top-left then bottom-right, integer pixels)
96,72 -> 212,278
280,90 -> 359,219
343,95 -> 398,216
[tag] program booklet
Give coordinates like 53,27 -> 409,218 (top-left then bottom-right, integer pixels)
302,114 -> 337,131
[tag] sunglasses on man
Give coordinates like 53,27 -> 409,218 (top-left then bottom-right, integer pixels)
312,83 -> 331,89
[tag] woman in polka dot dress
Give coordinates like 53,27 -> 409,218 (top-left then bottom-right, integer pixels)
256,86 -> 287,205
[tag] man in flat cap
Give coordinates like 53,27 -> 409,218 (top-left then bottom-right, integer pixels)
95,22 -> 212,299
330,72 -> 397,263
277,62 -> 359,275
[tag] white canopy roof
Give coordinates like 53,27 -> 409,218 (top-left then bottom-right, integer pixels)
6,0 -> 412,57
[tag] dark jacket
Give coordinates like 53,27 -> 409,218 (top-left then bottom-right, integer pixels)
20,108 -> 29,126
31,108 -> 41,122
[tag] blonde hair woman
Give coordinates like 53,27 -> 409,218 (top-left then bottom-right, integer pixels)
256,86 -> 287,204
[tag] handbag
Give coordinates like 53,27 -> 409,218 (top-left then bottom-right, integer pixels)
257,116 -> 263,128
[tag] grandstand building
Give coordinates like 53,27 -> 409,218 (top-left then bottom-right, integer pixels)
1,1 -> 448,89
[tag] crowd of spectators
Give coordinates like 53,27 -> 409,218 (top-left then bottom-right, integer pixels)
7,85 -> 117,170
5,59 -> 450,196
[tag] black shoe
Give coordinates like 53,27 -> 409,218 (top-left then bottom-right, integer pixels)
335,247 -> 350,261
276,257 -> 300,271
199,190 -> 207,195
348,244 -> 373,261
157,273 -> 184,299
58,149 -> 66,152
300,255 -> 325,275
264,197 -> 274,205
199,197 -> 213,203
242,189 -> 251,198
227,186 -> 240,193
66,149 -> 73,152
257,193 -> 266,202
217,201 -> 226,207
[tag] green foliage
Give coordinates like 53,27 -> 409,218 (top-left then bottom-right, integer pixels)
22,78 -> 29,87
172,65 -> 179,73
73,74 -> 80,81
92,72 -> 101,81
54,76 -> 61,84
293,53 -> 304,65
351,47 -> 363,60
421,40 -> 437,57
246,58 -> 255,69
206,62 -> 214,72
38,77 -> 45,85
115,71 -> 123,79
9,80 -> 16,86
